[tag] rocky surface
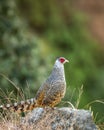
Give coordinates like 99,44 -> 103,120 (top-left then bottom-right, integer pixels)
22,107 -> 99,130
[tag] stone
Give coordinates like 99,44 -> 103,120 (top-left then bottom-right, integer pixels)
22,107 -> 99,130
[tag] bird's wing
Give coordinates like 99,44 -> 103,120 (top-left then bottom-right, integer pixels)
35,81 -> 51,106
42,81 -> 66,107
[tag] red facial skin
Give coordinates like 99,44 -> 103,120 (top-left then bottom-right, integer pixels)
59,57 -> 66,63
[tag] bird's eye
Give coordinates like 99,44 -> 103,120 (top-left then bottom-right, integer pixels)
59,58 -> 65,63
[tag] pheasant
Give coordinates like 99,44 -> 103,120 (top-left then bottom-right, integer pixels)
0,57 -> 69,113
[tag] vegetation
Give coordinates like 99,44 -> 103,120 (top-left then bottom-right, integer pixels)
0,0 -> 104,129
0,0 -> 51,98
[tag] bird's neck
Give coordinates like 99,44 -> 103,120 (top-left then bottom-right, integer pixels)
51,61 -> 65,81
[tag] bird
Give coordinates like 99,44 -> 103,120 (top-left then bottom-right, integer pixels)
0,57 -> 69,113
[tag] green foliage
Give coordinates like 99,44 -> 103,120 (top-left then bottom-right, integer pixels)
0,0 -> 50,97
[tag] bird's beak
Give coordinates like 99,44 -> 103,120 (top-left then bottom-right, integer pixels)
65,59 -> 69,63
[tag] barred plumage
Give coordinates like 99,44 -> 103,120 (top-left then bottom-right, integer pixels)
0,98 -> 37,113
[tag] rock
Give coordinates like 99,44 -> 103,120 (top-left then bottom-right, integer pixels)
22,107 -> 99,130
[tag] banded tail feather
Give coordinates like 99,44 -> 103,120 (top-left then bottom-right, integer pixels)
0,98 -> 37,113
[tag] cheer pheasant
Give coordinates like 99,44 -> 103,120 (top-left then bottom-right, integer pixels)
0,57 -> 69,113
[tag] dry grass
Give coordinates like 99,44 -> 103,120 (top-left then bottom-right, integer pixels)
0,110 -> 54,130
0,113 -> 34,130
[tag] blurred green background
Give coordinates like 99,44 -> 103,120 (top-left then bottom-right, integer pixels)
0,0 -> 104,123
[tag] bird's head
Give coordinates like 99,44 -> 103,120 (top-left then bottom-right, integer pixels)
53,57 -> 69,74
56,57 -> 69,65
58,57 -> 69,64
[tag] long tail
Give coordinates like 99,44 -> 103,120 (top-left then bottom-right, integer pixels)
0,98 -> 37,114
